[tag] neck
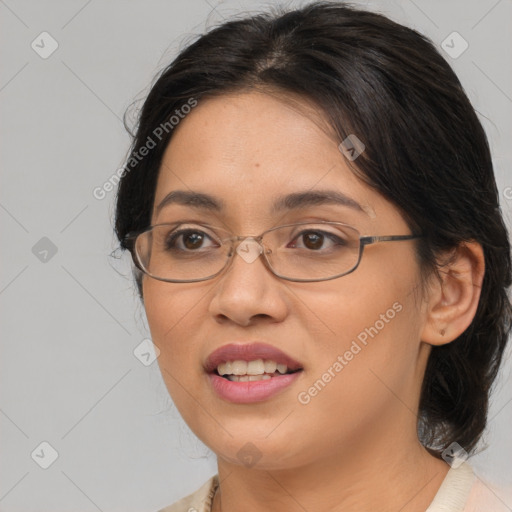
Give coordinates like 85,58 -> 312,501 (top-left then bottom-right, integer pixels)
212,422 -> 449,512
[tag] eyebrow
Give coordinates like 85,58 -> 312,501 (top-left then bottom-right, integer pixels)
155,189 -> 366,215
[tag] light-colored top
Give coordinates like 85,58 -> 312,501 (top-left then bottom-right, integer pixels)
158,462 -> 511,512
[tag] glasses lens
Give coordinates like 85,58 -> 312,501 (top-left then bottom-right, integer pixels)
265,222 -> 361,281
132,222 -> 361,282
134,223 -> 230,282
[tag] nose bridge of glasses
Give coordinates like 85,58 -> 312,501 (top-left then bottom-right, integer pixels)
234,236 -> 264,264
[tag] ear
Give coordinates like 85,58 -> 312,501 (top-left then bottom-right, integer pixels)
421,241 -> 485,346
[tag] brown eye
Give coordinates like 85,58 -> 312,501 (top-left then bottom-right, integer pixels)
182,232 -> 205,250
165,229 -> 215,251
289,230 -> 346,251
302,232 -> 324,250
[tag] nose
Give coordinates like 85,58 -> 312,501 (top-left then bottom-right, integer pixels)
234,237 -> 264,264
207,236 -> 289,326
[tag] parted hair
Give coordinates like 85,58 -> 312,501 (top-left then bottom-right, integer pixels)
114,2 -> 512,458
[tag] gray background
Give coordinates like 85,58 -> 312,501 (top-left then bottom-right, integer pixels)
1,0 -> 511,511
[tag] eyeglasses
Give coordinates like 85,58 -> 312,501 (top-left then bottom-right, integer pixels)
124,221 -> 423,283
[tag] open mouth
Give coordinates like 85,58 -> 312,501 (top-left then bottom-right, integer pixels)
205,344 -> 304,403
214,359 -> 303,382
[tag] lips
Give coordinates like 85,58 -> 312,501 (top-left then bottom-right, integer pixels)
204,342 -> 304,403
204,342 -> 303,374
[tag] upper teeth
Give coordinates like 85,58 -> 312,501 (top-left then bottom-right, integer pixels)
217,359 -> 288,376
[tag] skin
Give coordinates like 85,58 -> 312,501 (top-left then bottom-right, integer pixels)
142,90 -> 485,512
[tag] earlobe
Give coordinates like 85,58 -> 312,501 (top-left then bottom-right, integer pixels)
421,241 -> 485,346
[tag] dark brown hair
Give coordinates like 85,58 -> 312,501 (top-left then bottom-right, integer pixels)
114,2 -> 512,458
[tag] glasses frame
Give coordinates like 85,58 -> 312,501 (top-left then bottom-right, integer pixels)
124,221 -> 423,283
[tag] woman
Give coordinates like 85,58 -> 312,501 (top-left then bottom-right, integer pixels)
114,2 -> 512,511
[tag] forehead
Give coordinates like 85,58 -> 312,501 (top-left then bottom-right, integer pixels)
152,91 -> 402,230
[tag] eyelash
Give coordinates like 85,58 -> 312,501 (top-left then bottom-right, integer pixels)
164,227 -> 347,252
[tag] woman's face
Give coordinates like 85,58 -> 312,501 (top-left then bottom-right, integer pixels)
144,90 -> 430,470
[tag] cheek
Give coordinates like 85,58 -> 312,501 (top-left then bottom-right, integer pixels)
143,280 -> 207,387
301,287 -> 418,386
143,281 -> 228,446
297,251 -> 419,352
140,247 -> 426,463
292,266 -> 423,433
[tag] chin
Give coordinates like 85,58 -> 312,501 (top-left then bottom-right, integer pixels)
207,435 -> 305,471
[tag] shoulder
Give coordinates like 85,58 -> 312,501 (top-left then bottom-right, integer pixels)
464,472 -> 512,512
156,475 -> 219,512
427,462 -> 512,512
